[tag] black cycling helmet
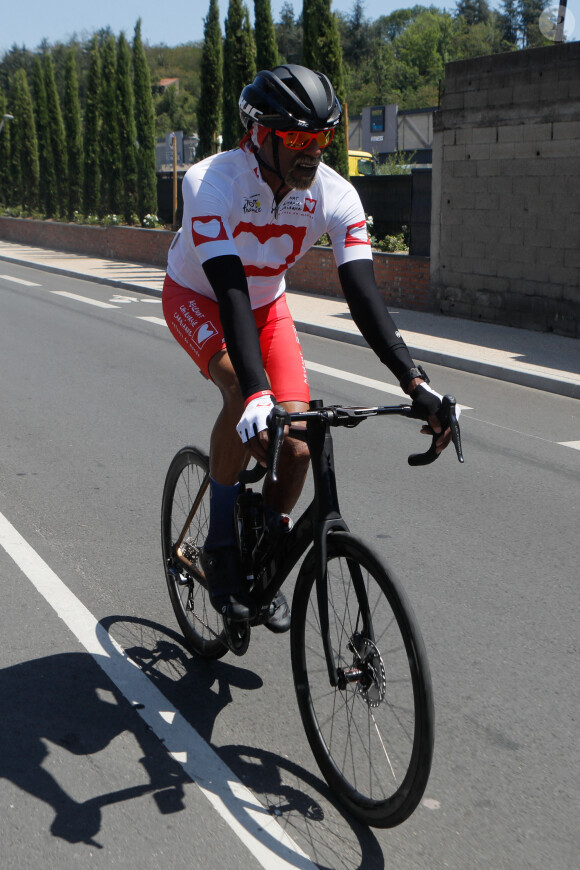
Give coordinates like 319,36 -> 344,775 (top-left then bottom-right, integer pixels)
239,64 -> 342,133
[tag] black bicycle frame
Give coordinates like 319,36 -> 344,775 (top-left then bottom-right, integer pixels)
242,400 -> 352,688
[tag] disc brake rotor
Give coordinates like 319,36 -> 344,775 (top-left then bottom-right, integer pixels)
352,636 -> 386,708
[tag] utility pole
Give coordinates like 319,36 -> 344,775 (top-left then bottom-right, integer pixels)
172,132 -> 177,229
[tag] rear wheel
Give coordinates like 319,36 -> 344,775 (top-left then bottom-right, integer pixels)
161,447 -> 228,659
291,532 -> 434,827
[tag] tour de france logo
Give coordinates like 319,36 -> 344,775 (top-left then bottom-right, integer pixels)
243,195 -> 262,214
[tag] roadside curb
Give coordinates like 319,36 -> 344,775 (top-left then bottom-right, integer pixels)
1,252 -> 578,400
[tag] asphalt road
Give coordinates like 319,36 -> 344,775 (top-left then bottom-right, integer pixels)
1,262 -> 578,870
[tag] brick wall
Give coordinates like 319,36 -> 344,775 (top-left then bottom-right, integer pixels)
0,216 -> 434,311
0,217 -> 173,267
285,246 -> 432,309
431,41 -> 580,337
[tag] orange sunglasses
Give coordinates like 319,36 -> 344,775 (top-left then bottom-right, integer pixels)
274,128 -> 335,150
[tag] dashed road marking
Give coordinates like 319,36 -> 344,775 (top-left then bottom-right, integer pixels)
558,441 -> 580,450
51,290 -> 120,309
136,316 -> 168,326
0,274 -> 42,286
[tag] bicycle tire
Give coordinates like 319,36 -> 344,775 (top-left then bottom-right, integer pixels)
290,531 -> 434,827
161,446 -> 228,659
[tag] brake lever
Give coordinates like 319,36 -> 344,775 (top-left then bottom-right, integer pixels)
267,406 -> 290,483
408,395 -> 464,466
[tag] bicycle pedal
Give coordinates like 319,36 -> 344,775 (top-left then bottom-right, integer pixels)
222,616 -> 251,656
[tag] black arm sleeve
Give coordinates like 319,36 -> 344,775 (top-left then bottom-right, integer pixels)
202,255 -> 270,400
338,259 -> 415,384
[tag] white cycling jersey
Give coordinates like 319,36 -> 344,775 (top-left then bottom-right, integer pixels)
167,142 -> 372,310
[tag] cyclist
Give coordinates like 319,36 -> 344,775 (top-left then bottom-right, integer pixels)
162,64 -> 453,631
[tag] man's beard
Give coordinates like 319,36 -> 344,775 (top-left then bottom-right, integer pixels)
285,155 -> 320,190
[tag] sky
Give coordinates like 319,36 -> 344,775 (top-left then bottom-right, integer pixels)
1,0 -> 577,57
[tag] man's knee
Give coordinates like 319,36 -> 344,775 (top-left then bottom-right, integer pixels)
209,351 -> 244,410
281,433 -> 310,469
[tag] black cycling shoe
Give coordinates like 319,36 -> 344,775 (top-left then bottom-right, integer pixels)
200,546 -> 256,622
264,591 -> 291,634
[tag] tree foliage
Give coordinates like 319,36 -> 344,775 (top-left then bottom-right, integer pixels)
99,33 -> 122,215
275,3 -> 303,64
222,0 -> 256,150
32,56 -> 58,216
11,68 -> 40,209
0,89 -> 12,205
254,0 -> 279,70
116,33 -> 138,222
198,0 -> 223,160
133,19 -> 157,219
303,0 -> 349,178
0,4 -> 557,219
83,36 -> 101,216
43,52 -> 68,216
64,47 -> 83,218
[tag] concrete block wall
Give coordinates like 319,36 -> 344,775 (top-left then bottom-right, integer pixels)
431,42 -> 580,337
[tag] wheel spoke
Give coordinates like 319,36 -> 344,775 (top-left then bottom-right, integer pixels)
162,449 -> 227,659
291,533 -> 433,826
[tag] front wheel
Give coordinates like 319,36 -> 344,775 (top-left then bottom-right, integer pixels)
291,532 -> 434,827
161,446 -> 228,659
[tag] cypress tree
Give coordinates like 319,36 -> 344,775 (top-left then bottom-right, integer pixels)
43,53 -> 69,216
83,37 -> 101,217
254,0 -> 279,70
223,0 -> 256,150
100,33 -> 122,216
64,48 -> 83,219
132,19 -> 157,220
197,0 -> 223,160
32,56 -> 58,216
11,69 -> 40,210
116,33 -> 138,223
302,0 -> 349,179
0,89 -> 12,205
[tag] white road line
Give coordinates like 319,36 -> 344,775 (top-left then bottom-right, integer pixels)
0,510 -> 316,870
51,290 -> 120,309
130,317 -> 474,411
558,441 -> 580,450
0,274 -> 41,286
136,316 -> 168,326
305,360 -> 473,410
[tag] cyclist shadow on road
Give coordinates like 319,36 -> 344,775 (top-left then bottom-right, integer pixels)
0,649 -> 188,848
102,615 -> 386,870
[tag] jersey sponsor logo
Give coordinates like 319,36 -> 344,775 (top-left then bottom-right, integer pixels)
233,222 -> 308,277
303,198 -> 317,214
194,320 -> 218,348
344,220 -> 371,248
243,195 -> 262,214
191,215 -> 229,246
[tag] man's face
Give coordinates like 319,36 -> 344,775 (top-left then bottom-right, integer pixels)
280,138 -> 322,190
260,132 -> 323,191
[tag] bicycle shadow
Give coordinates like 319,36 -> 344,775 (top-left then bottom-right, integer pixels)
101,615 -> 386,870
0,650 -> 188,848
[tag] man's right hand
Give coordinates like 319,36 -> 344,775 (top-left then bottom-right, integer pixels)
236,392 -> 276,464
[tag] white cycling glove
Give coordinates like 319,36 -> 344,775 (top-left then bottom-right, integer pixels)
236,393 -> 275,443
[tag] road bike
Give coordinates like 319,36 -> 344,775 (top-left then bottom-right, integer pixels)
161,396 -> 463,827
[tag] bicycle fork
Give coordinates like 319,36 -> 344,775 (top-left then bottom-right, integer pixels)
307,404 -> 349,689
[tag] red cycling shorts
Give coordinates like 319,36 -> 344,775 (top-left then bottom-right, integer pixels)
162,274 -> 310,404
